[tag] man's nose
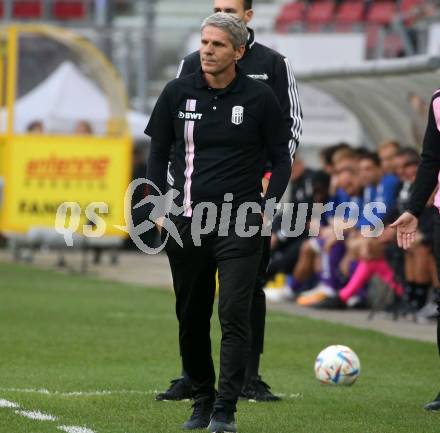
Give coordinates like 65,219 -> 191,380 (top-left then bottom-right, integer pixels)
203,42 -> 214,54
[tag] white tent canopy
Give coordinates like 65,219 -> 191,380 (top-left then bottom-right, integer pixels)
8,61 -> 148,139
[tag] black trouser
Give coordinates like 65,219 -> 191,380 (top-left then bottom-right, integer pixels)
165,214 -> 262,409
432,213 -> 440,354
250,235 -> 270,355
179,230 -> 269,369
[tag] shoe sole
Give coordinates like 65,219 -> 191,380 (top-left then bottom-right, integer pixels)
181,423 -> 209,430
424,406 -> 440,412
156,396 -> 191,401
208,423 -> 236,432
210,430 -> 236,433
208,424 -> 236,432
238,395 -> 281,402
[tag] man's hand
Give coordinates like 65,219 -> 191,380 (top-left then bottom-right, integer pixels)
390,211 -> 419,250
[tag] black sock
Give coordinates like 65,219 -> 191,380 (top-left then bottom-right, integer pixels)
407,282 -> 429,310
414,283 -> 430,310
407,282 -> 417,301
246,352 -> 260,382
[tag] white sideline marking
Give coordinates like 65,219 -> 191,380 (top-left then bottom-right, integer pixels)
2,396 -> 97,433
16,410 -> 57,421
64,389 -> 152,397
1,387 -> 51,394
0,387 -> 153,397
59,426 -> 96,433
0,399 -> 19,408
1,387 -> 303,400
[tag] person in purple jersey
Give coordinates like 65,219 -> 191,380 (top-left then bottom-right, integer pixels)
391,88 -> 440,411
157,0 -> 302,403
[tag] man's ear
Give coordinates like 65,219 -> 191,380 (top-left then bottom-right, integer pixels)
244,9 -> 254,24
235,45 -> 246,61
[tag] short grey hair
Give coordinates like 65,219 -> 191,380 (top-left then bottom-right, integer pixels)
201,13 -> 248,50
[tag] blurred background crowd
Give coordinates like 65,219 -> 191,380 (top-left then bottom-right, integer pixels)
265,140 -> 439,323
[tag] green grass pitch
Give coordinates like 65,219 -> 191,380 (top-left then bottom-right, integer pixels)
0,261 -> 440,433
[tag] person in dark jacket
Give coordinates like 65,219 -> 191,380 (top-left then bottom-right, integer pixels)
145,13 -> 292,431
157,0 -> 302,403
391,88 -> 440,411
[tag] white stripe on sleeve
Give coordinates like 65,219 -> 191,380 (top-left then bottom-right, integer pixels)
176,60 -> 185,78
283,58 -> 302,159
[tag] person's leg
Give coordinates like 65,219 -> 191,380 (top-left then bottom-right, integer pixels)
404,244 -> 431,313
165,223 -> 217,401
242,235 -> 280,401
425,212 -> 440,410
292,239 -> 316,282
339,261 -> 374,303
298,240 -> 346,307
435,214 -> 440,355
324,241 -> 346,291
404,248 -> 416,306
156,243 -> 217,401
288,239 -> 317,294
339,259 -> 403,303
165,226 -> 219,429
411,244 -> 432,309
215,253 -> 261,409
213,213 -> 262,414
430,252 -> 440,288
373,260 -> 404,297
247,236 -> 268,375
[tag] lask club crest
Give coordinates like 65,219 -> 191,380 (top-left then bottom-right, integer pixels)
231,106 -> 244,125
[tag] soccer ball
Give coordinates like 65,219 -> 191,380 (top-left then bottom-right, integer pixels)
314,345 -> 361,386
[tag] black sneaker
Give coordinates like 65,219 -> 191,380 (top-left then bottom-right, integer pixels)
241,376 -> 280,402
424,392 -> 440,411
208,407 -> 237,433
182,395 -> 215,430
155,377 -> 192,401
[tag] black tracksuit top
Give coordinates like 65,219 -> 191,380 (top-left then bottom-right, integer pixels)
177,28 -> 302,161
145,67 -> 292,217
407,90 -> 440,218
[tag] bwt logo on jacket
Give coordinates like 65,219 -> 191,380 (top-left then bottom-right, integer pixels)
178,111 -> 203,120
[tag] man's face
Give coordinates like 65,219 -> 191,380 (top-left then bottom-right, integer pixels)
334,159 -> 360,196
378,145 -> 397,174
393,154 -> 407,181
200,26 -> 243,76
213,0 -> 253,24
359,159 -> 381,187
404,162 -> 418,182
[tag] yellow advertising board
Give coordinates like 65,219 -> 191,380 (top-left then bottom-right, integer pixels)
0,137 -> 6,228
2,134 -> 131,236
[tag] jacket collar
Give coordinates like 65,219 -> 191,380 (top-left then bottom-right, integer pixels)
195,65 -> 245,94
246,27 -> 256,52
